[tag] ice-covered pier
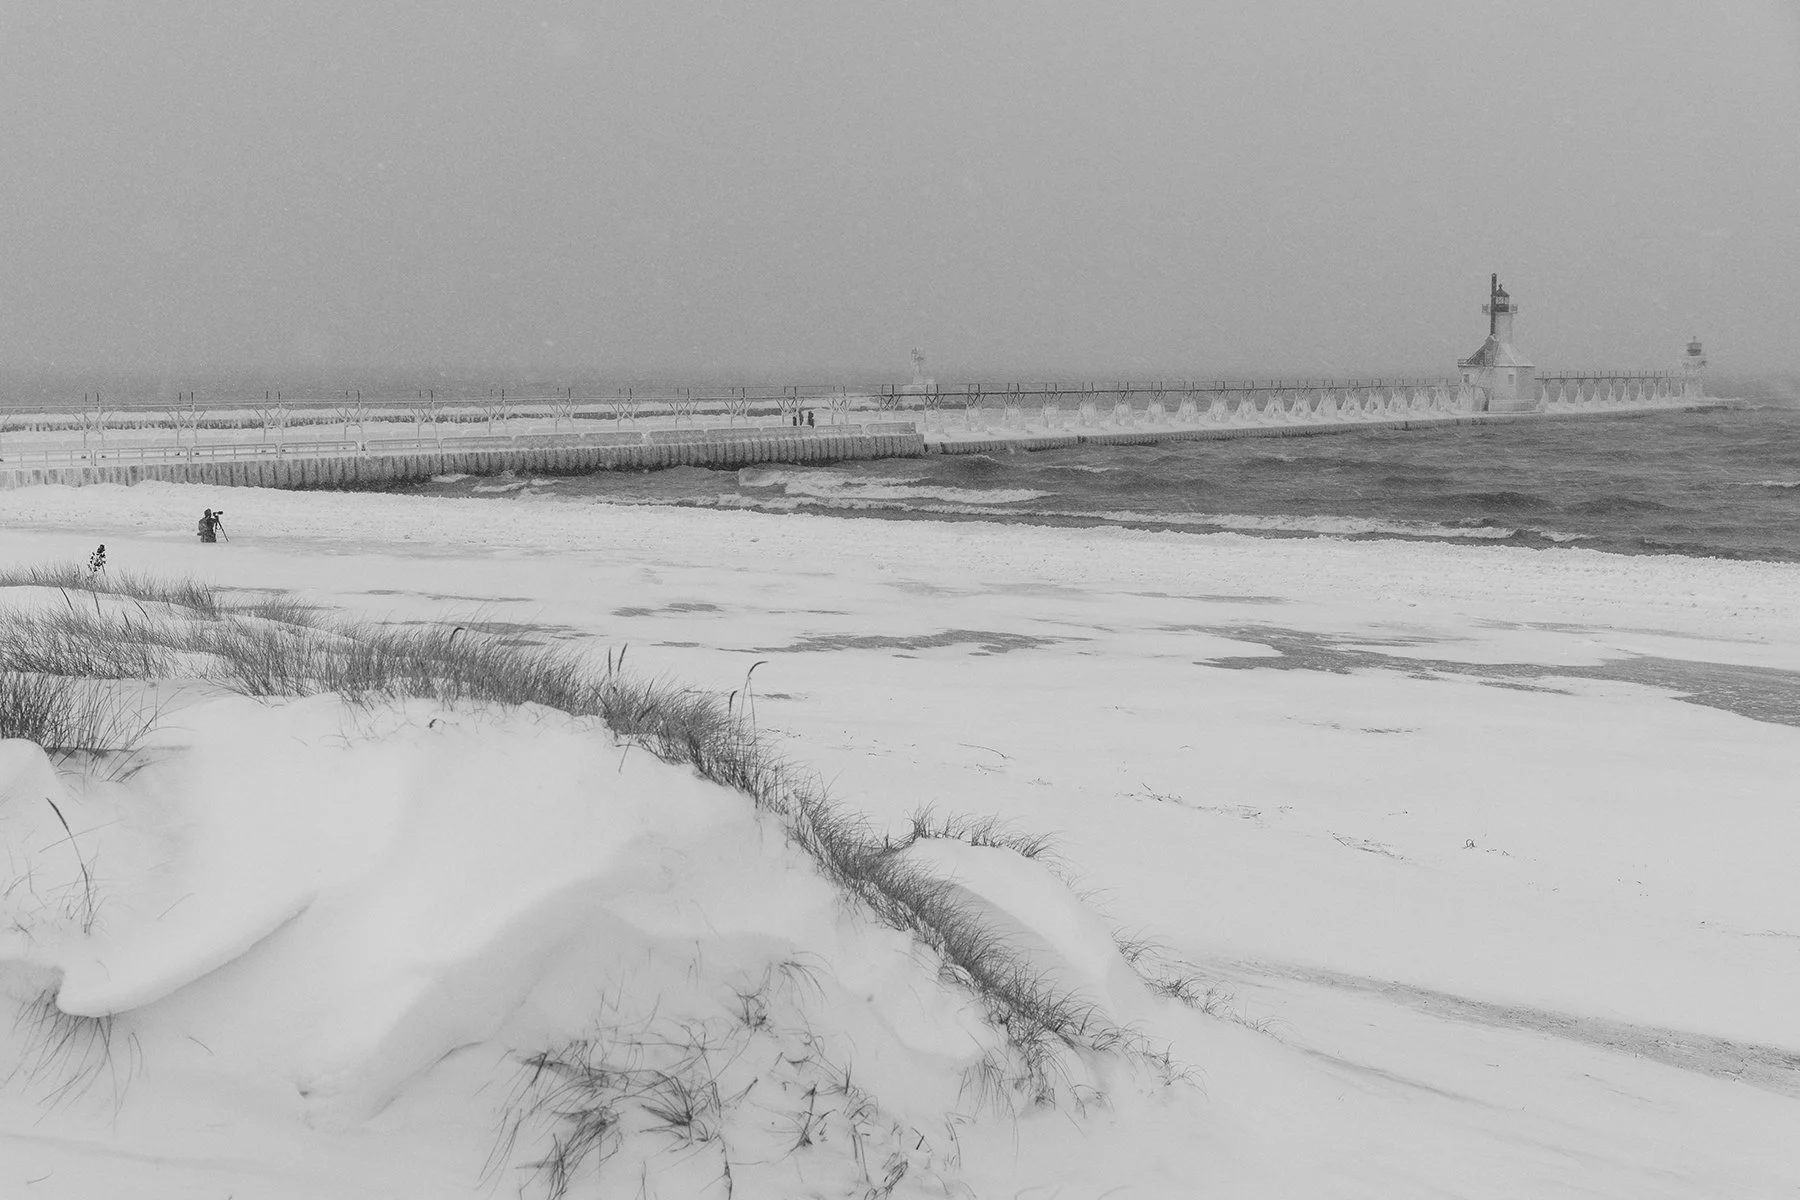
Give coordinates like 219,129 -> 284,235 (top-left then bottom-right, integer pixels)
0,365 -> 1710,492
918,373 -> 1705,454
0,421 -> 924,491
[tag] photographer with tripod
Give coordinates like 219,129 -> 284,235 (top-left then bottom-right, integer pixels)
197,508 -> 227,544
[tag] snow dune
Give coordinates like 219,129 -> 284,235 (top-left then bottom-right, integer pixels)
0,550 -> 1182,1198
1,480 -> 1798,1197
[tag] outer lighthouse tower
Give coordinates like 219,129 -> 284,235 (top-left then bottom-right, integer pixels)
1456,274 -> 1538,412
1682,336 -> 1707,400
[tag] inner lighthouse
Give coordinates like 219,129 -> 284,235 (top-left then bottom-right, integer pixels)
1457,274 -> 1537,412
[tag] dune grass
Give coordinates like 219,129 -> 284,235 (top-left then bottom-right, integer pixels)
2,563 -> 1204,1183
0,671 -> 158,760
5,992 -> 135,1111
499,959 -> 938,1200
0,562 -> 225,617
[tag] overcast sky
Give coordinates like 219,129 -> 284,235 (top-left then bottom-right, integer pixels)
1,1 -> 1796,385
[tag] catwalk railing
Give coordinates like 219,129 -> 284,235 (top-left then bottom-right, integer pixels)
1534,372 -> 1686,407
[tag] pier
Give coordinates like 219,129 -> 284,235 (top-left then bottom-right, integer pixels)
0,422 -> 924,491
925,402 -> 1703,457
917,373 -> 1703,454
0,365 -> 1707,492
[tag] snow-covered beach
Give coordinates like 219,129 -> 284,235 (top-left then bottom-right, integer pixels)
3,480 -> 1798,1197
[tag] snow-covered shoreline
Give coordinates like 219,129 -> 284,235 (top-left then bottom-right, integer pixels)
3,481 -> 1798,1197
4,478 -> 1798,638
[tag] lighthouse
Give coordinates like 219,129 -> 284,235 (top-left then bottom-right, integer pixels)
1456,274 -> 1538,412
1683,336 -> 1707,400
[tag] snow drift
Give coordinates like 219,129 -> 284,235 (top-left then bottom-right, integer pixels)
0,573 -> 1183,1197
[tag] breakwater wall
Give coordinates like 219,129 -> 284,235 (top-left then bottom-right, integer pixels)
0,424 -> 924,491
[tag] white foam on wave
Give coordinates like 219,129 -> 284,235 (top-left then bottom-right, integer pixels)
1127,510 -> 1517,538
1064,508 -> 1585,542
852,484 -> 1048,504
703,493 -> 1586,543
736,466 -> 820,490
705,494 -> 1036,516
733,466 -> 1045,505
566,487 -> 1592,544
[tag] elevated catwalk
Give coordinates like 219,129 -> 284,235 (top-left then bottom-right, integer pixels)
0,393 -> 1712,492
0,423 -> 924,491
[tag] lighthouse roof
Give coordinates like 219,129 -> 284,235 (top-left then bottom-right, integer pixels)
1457,335 -> 1534,370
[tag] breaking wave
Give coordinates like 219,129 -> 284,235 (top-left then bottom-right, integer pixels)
736,467 -> 1046,506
